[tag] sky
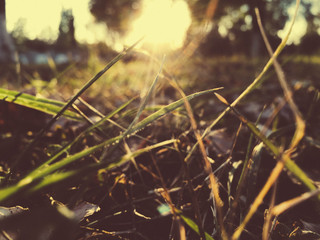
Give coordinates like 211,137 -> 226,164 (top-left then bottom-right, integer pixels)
6,0 -> 107,44
124,0 -> 191,50
6,0 -> 192,51
5,0 -> 318,49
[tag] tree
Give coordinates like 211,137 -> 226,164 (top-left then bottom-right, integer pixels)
89,0 -> 140,36
56,9 -> 77,50
298,2 -> 320,54
194,0 -> 293,56
0,0 -> 16,63
89,0 -> 319,56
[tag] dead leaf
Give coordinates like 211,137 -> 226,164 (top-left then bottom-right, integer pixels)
72,201 -> 100,222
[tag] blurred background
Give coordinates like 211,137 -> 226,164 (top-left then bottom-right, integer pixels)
0,0 -> 319,84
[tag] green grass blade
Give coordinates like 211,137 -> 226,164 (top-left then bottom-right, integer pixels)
129,88 -> 222,135
27,136 -> 119,180
25,140 -> 176,195
43,38 -> 143,131
235,112 -> 317,195
0,88 -> 82,121
28,170 -> 79,193
0,184 -> 26,203
124,56 -> 165,135
84,96 -> 137,135
180,214 -> 215,240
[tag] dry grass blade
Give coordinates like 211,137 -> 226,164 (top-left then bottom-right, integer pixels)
262,179 -> 278,240
213,92 -> 229,106
255,7 -> 305,153
149,153 -> 184,240
271,189 -> 320,216
170,79 -> 227,240
262,189 -> 320,239
232,160 -> 285,240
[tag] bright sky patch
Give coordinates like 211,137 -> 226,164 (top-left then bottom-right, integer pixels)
125,0 -> 192,51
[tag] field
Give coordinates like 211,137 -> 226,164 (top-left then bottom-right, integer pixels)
0,29 -> 320,240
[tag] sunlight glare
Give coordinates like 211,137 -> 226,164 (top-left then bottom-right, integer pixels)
277,3 -> 307,45
125,0 -> 192,51
6,0 -> 109,44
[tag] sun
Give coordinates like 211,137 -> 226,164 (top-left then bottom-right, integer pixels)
125,0 -> 192,52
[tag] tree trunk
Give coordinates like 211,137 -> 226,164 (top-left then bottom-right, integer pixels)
0,0 -> 16,63
248,0 -> 265,57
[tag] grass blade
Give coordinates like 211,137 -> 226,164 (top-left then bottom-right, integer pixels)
124,56 -> 165,135
28,139 -> 176,193
0,88 -> 82,121
130,88 -> 222,135
180,214 -> 215,240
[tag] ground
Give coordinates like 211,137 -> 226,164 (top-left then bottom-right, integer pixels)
0,48 -> 320,239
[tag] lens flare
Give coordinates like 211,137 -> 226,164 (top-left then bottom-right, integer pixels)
125,0 -> 192,51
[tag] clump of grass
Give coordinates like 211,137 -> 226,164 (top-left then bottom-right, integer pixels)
1,0 -> 320,239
